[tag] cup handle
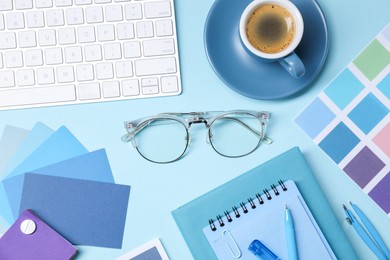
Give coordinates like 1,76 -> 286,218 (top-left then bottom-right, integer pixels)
278,52 -> 305,78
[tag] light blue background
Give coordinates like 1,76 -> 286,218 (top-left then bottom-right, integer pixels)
0,0 -> 389,259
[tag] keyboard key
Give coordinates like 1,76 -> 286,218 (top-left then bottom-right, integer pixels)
67,8 -> 85,25
56,0 -> 73,7
78,83 -> 101,100
78,26 -> 96,43
0,53 -> 3,68
45,47 -> 63,65
96,62 -> 113,80
95,0 -> 112,3
0,85 -> 76,108
0,71 -> 15,88
6,13 -> 25,30
144,1 -> 171,18
58,28 -> 77,45
37,67 -> 55,85
161,75 -> 178,93
76,0 -> 92,5
105,5 -> 123,22
115,61 -> 133,78
0,15 -> 4,30
46,10 -> 65,26
124,3 -> 142,20
85,44 -> 102,61
15,0 -> 33,10
5,51 -> 24,68
86,6 -> 104,23
136,21 -> 153,38
135,57 -> 176,76
0,32 -> 17,50
116,22 -> 134,40
65,46 -> 83,63
102,81 -> 120,98
26,11 -> 45,28
76,64 -> 95,81
57,66 -> 75,83
123,41 -> 141,58
156,19 -> 173,36
17,69 -> 35,86
38,29 -> 57,46
104,43 -> 121,60
143,38 -> 175,57
141,77 -> 158,87
122,79 -> 139,96
97,24 -> 115,41
142,86 -> 159,95
36,0 -> 53,8
18,31 -> 37,48
0,0 -> 13,11
25,50 -> 43,66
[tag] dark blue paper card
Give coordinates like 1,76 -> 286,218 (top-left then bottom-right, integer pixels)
19,173 -> 130,249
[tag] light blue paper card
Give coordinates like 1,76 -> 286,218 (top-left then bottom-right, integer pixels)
0,126 -> 87,222
3,122 -> 54,178
3,149 -> 112,220
19,173 -> 130,248
5,126 -> 88,179
0,125 -> 29,177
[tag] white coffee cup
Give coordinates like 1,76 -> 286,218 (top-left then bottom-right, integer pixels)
239,0 -> 305,78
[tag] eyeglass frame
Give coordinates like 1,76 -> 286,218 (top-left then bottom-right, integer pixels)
121,110 -> 272,163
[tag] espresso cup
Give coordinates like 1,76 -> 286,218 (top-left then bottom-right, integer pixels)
239,0 -> 305,78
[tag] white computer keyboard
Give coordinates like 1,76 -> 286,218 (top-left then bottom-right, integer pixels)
0,0 -> 182,110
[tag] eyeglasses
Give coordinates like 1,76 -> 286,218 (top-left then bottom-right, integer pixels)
121,110 -> 272,163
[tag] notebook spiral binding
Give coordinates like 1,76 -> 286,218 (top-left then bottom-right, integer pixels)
208,180 -> 287,231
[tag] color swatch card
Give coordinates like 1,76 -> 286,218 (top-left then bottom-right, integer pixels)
19,173 -> 130,248
116,239 -> 170,260
0,209 -> 77,260
296,23 -> 390,216
203,181 -> 335,260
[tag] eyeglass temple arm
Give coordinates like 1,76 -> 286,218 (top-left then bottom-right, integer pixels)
217,117 -> 273,144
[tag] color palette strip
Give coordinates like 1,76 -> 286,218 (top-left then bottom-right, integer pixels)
296,23 -> 390,216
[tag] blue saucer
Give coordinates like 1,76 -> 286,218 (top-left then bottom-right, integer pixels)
204,0 -> 329,99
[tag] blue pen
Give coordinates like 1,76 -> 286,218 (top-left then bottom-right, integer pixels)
343,204 -> 388,260
285,205 -> 298,260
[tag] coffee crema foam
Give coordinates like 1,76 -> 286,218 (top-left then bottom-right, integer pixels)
246,4 -> 296,54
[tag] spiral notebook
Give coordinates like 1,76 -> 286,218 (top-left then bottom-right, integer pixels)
203,180 -> 335,259
172,147 -> 357,259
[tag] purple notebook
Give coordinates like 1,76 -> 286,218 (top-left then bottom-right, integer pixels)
0,209 -> 77,260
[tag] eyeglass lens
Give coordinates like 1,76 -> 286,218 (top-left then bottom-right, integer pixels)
209,113 -> 262,157
134,118 -> 188,163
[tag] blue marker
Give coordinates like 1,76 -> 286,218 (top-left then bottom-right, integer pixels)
248,239 -> 279,260
285,205 -> 298,260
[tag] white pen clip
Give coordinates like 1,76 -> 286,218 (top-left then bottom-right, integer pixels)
223,230 -> 242,258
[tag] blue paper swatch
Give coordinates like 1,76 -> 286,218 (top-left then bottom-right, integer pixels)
3,122 -> 54,177
19,173 -> 130,248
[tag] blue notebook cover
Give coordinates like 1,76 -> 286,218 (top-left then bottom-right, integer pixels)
172,147 -> 357,259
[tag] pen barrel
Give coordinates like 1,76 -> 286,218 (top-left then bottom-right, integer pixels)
285,208 -> 298,260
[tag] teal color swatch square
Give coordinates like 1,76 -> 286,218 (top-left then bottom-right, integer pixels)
348,93 -> 389,134
295,98 -> 336,139
324,69 -> 365,110
319,122 -> 360,164
377,73 -> 390,99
